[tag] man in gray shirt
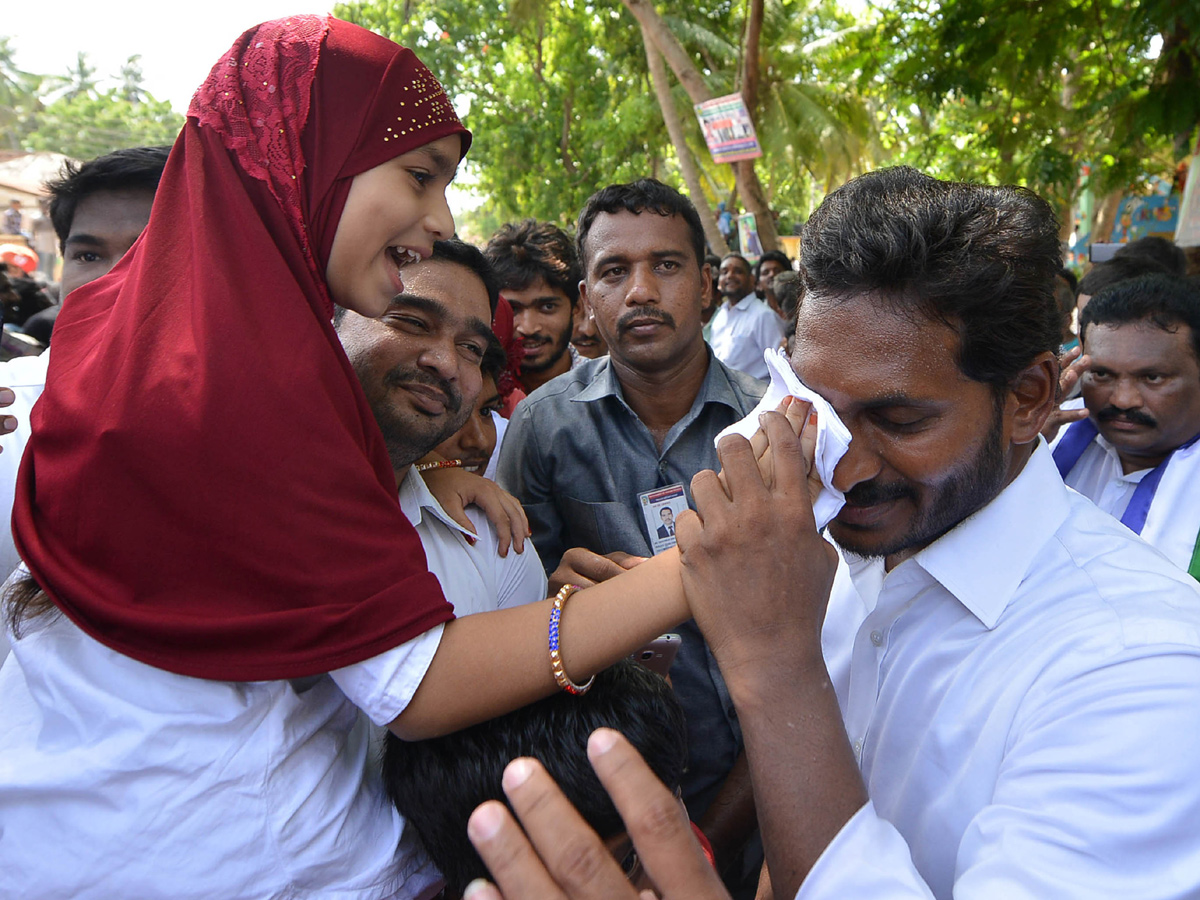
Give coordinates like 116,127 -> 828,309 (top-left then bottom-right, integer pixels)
497,178 -> 765,895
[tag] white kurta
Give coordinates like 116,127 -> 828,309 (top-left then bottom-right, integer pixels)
0,470 -> 545,899
708,293 -> 784,380
800,442 -> 1200,899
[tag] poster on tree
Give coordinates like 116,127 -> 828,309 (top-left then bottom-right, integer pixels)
694,93 -> 762,164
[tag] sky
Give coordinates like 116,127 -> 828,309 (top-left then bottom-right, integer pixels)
5,0 -> 336,113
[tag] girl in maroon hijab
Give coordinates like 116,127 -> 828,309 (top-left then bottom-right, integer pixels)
0,15 -> 698,898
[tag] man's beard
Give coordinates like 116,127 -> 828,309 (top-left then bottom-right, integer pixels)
834,402 -> 1008,560
520,318 -> 574,374
365,365 -> 467,471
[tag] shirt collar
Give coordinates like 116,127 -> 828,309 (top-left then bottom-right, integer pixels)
571,348 -> 748,416
845,440 -> 1071,630
396,469 -> 475,539
729,292 -> 758,311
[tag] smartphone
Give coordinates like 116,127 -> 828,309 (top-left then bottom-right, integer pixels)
1089,242 -> 1122,264
631,633 -> 681,678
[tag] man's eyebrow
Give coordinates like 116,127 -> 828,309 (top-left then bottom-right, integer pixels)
391,294 -> 493,341
63,234 -> 104,248
592,248 -> 689,270
856,393 -> 942,410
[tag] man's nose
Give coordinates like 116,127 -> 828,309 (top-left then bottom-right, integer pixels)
625,267 -> 659,305
831,429 -> 883,494
417,339 -> 458,380
458,413 -> 487,450
1110,377 -> 1144,410
512,309 -> 537,336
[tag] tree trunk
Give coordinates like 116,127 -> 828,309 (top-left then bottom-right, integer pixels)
620,0 -> 778,251
641,25 -> 728,255
1089,189 -> 1124,245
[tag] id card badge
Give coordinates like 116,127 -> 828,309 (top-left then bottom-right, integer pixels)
639,483 -> 688,555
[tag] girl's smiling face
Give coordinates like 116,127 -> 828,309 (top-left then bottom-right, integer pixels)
325,135 -> 460,318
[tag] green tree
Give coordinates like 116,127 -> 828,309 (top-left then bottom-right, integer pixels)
0,37 -> 43,151
24,89 -> 181,159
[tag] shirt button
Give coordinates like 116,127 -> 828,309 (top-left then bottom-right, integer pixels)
853,739 -> 863,757
870,630 -> 884,646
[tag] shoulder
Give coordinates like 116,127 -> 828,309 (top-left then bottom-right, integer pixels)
710,356 -> 767,407
515,358 -> 608,415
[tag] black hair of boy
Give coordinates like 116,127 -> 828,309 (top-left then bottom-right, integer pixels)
383,660 -> 688,898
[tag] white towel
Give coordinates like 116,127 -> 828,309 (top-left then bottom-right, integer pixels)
715,348 -> 852,529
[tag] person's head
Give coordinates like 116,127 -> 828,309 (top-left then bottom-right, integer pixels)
717,252 -> 753,301
1076,254 -> 1173,317
484,220 -> 581,376
1079,274 -> 1200,469
1113,236 -> 1187,276
430,336 -> 507,474
575,179 -> 710,376
755,250 -> 791,297
45,146 -> 170,298
570,307 -> 608,359
794,166 -> 1061,563
659,506 -> 674,525
334,239 -> 499,478
7,199 -> 19,210
384,660 -> 688,898
702,253 -> 722,319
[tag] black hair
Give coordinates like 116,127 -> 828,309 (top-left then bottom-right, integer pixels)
1080,273 -> 1200,365
484,219 -> 580,304
755,249 -> 792,278
384,660 -> 688,898
45,146 -> 172,252
704,253 -> 721,270
432,239 -> 501,316
1058,267 -> 1078,294
800,166 -> 1062,391
720,252 -> 752,276
774,270 -> 803,333
1112,236 -> 1187,276
576,178 -> 706,271
1078,255 -> 1173,298
480,335 -> 506,384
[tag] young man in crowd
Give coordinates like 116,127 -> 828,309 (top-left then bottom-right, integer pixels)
710,252 -> 784,380
470,168 -> 1200,900
485,219 -> 583,394
754,249 -> 791,318
498,178 -> 766,895
1052,273 -> 1200,576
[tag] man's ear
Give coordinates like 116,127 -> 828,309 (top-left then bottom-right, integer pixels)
1007,350 -> 1058,444
578,281 -> 592,319
700,262 -> 713,305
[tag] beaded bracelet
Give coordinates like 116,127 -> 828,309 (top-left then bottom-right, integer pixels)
413,459 -> 463,473
549,583 -> 594,696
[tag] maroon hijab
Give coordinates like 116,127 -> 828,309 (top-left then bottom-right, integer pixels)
13,16 -> 470,680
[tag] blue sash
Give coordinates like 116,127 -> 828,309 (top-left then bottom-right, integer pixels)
1053,418 -> 1200,535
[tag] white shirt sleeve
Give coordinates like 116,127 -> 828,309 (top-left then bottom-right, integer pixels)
797,648 -> 1200,900
329,624 -> 445,727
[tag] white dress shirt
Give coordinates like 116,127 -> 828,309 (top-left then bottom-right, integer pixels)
1053,423 -> 1200,573
0,471 -> 545,899
800,442 -> 1200,899
708,293 -> 784,380
0,351 -> 49,579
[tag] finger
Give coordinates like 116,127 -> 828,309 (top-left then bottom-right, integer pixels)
468,799 -> 569,900
715,433 -> 769,502
500,758 -> 639,900
587,729 -> 726,896
690,468 -> 727,517
0,415 -> 16,434
502,494 -> 530,555
1059,407 -> 1090,424
467,491 -> 512,557
463,879 -> 504,900
0,388 -> 15,408
604,550 -> 647,570
1058,344 -> 1081,368
748,397 -> 791,462
569,549 -> 627,583
783,396 -> 811,438
758,410 -> 804,496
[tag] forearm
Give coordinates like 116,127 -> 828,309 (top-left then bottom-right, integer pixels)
696,750 -> 758,877
391,548 -> 688,739
729,648 -> 867,900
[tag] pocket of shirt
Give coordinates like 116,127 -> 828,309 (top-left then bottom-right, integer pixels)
559,495 -> 651,557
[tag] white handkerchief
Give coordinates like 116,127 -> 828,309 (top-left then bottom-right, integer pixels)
715,348 -> 852,529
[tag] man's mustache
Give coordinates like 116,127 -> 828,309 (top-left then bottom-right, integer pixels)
616,309 -> 676,334
1096,406 -> 1156,428
842,479 -> 915,507
384,367 -> 461,413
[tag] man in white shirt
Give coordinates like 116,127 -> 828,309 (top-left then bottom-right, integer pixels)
709,252 -> 784,380
1051,273 -> 1200,578
457,168 -> 1200,900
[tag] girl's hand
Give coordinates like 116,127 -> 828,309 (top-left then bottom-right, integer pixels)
420,466 -> 529,557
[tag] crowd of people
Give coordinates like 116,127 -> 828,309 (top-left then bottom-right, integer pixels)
0,12 -> 1199,900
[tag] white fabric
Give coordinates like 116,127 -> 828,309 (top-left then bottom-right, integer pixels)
483,409 -> 508,482
1051,410 -> 1200,572
798,442 -> 1200,900
715,348 -> 851,528
0,352 -> 48,579
0,470 -> 545,899
709,292 -> 785,380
